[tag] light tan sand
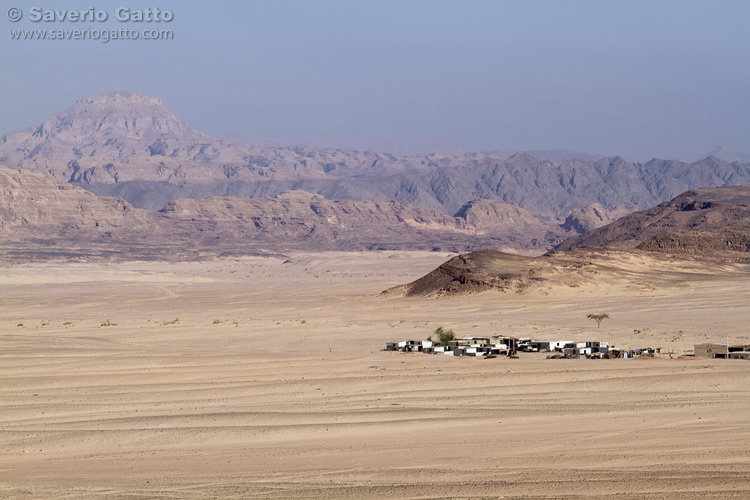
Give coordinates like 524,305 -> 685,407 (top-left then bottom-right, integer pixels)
1,251 -> 750,499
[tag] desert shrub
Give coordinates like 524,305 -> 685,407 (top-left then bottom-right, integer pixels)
433,326 -> 456,346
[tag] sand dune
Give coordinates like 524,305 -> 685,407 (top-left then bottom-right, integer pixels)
1,251 -> 750,499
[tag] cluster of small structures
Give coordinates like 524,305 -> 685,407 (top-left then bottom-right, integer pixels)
386,337 -> 630,359
387,337 -> 750,360
386,337 -> 517,357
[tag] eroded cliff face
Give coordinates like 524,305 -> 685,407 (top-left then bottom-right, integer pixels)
0,165 -> 149,239
0,166 -> 572,260
153,193 -> 567,252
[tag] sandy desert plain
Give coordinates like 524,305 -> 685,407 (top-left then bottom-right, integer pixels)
2,250 -> 750,499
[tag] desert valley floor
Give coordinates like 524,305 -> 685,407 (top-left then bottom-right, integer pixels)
2,251 -> 750,499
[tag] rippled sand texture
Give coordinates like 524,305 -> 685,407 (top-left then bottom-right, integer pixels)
2,252 -> 750,499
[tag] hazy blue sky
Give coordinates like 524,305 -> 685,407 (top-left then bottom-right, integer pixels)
2,0 -> 749,160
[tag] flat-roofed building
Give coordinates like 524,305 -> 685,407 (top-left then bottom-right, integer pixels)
695,343 -> 729,358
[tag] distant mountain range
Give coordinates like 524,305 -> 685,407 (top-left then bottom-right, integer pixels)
2,92 -> 750,221
0,165 -> 586,261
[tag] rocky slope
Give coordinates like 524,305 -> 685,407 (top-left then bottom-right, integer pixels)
0,165 -> 149,240
384,249 -> 649,297
4,92 -> 749,219
555,186 -> 750,259
385,250 -> 547,296
561,202 -> 637,233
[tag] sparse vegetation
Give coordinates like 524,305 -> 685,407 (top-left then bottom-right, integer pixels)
162,318 -> 179,325
100,319 -> 117,327
586,313 -> 610,329
669,330 -> 684,342
63,321 -> 73,326
16,323 -> 23,327
213,319 -> 222,324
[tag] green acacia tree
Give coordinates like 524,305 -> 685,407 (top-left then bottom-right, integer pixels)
586,313 -> 610,329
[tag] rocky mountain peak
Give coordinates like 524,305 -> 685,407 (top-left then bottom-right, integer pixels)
704,145 -> 750,163
32,91 -> 194,141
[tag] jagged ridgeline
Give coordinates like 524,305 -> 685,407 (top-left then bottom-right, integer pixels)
2,92 -> 750,217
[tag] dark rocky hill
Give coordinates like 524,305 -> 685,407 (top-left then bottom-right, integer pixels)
555,186 -> 750,260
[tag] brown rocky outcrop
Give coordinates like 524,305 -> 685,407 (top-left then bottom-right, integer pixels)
555,186 -> 750,260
